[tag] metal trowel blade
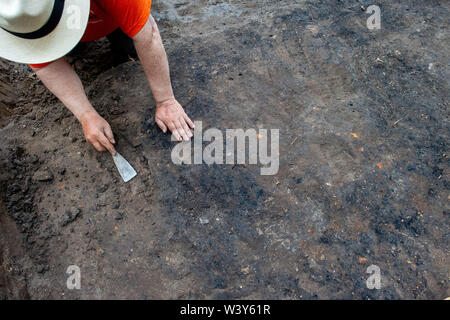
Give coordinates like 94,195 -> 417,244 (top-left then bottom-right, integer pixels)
112,152 -> 137,182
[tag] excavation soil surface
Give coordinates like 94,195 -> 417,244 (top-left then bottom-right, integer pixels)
0,0 -> 449,299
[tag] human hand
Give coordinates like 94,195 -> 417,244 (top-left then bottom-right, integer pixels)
79,111 -> 116,154
155,98 -> 194,141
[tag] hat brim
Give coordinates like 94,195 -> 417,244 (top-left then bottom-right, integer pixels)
0,0 -> 90,64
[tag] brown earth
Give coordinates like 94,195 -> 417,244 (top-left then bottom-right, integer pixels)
0,0 -> 449,299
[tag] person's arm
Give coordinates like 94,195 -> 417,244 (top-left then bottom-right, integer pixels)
133,15 -> 194,142
33,58 -> 116,154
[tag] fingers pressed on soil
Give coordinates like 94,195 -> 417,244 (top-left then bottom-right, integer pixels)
176,120 -> 190,141
180,118 -> 193,137
156,119 -> 167,133
184,114 -> 195,128
168,122 -> 182,141
172,129 -> 182,142
167,121 -> 176,132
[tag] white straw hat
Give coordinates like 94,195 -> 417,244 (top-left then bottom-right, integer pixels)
0,0 -> 90,64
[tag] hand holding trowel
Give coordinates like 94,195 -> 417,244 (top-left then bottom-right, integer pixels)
79,113 -> 136,182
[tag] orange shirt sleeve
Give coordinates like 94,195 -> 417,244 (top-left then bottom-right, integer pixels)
97,0 -> 152,38
30,62 -> 52,69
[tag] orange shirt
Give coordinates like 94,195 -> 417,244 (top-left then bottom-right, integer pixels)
30,0 -> 151,68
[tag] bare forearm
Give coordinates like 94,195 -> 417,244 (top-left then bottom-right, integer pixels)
132,15 -> 194,141
133,16 -> 174,105
33,57 -> 96,122
33,58 -> 115,153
